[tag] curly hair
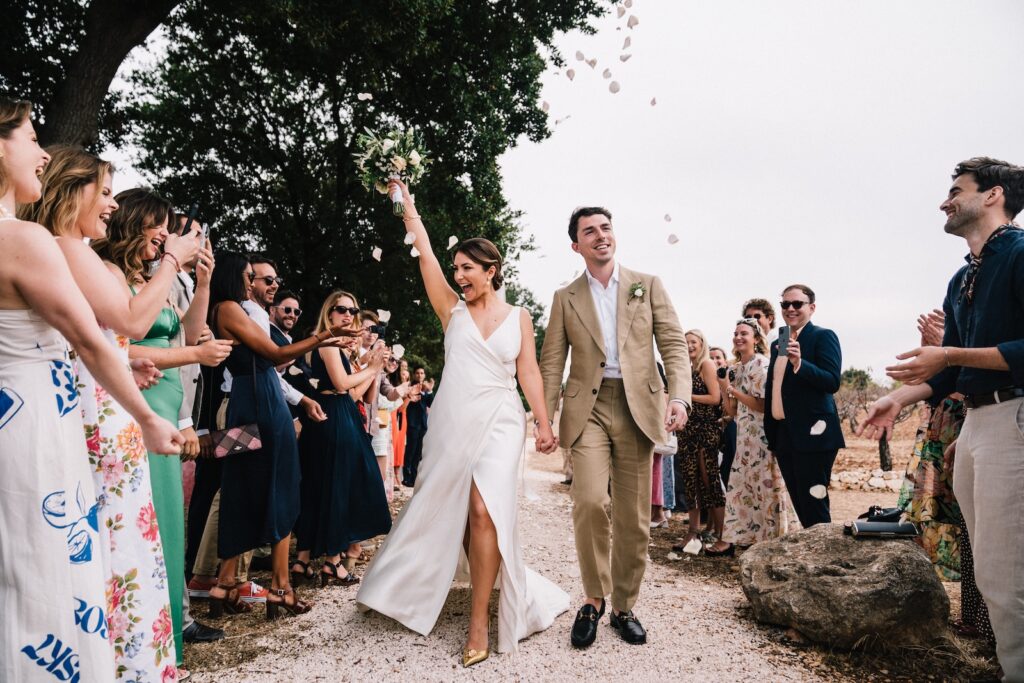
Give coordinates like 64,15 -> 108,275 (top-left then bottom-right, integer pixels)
19,145 -> 114,237
91,187 -> 174,286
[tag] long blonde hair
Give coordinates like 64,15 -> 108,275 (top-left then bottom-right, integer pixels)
685,329 -> 711,371
314,289 -> 362,344
19,145 -> 113,237
0,98 -> 34,198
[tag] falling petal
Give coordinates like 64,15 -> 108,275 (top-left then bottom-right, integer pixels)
625,0 -> 632,6
623,36 -> 632,49
356,92 -> 373,101
810,419 -> 827,435
667,234 -> 679,244
371,246 -> 382,261
288,365 -> 302,376
541,101 -> 550,112
404,232 -> 416,245
666,552 -> 682,561
664,214 -> 672,222
566,68 -> 576,81
602,68 -> 612,79
809,485 -> 828,500
627,14 -> 639,28
447,236 -> 458,249
410,246 -> 420,258
575,50 -> 585,61
587,58 -> 597,69
391,344 -> 405,360
609,81 -> 621,94
616,5 -> 625,18
377,309 -> 391,323
683,538 -> 703,555
308,378 -> 319,389
650,97 -> 657,106
619,54 -> 632,62
413,299 -> 421,305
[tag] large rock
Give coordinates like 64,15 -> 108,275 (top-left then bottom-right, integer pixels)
739,524 -> 949,650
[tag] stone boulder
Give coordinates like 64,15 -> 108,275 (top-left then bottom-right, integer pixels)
739,524 -> 949,650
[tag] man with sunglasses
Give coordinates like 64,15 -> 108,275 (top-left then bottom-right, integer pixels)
270,290 -> 317,417
763,284 -> 844,528
742,297 -> 778,344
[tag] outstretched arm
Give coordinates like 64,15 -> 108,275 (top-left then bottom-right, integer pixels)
515,309 -> 557,452
388,179 -> 460,329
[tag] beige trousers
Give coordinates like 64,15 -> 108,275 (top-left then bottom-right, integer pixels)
570,379 -> 654,613
193,490 -> 253,582
954,397 -> 1024,681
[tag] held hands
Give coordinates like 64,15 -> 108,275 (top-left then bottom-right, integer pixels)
139,413 -> 186,455
196,338 -> 234,366
130,357 -> 163,390
664,401 -> 688,432
533,421 -> 559,454
885,346 -> 948,385
856,395 -> 902,441
180,426 -> 200,461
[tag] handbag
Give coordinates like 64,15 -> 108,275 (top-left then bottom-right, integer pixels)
653,432 -> 678,456
207,304 -> 262,457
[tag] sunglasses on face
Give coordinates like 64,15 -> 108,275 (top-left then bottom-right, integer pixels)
736,317 -> 760,326
257,276 -> 283,286
746,312 -> 763,320
245,271 -> 256,283
332,305 -> 360,316
276,306 -> 301,317
779,300 -> 809,310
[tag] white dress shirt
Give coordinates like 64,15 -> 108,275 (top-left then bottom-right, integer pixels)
585,262 -> 622,379
221,299 -> 304,406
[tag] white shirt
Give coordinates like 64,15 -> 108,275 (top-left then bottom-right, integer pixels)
220,299 -> 304,406
585,262 -> 622,379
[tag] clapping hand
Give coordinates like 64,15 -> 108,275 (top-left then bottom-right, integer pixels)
885,346 -> 947,385
917,309 -> 945,347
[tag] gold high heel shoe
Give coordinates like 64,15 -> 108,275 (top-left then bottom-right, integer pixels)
461,647 -> 489,668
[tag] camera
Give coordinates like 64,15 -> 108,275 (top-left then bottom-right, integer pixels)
370,323 -> 387,337
716,367 -> 736,381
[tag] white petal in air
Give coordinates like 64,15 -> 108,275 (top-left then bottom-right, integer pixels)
575,50 -> 585,61
356,92 -> 373,101
566,69 -> 576,81
627,14 -> 639,28
541,101 -> 550,112
410,246 -> 421,258
625,0 -> 633,6
447,236 -> 458,249
587,58 -> 597,69
371,246 -> 382,262
623,36 -> 632,49
809,485 -> 828,500
602,68 -> 612,79
616,5 -> 625,18
619,54 -> 632,62
664,214 -> 672,222
650,97 -> 657,106
667,234 -> 679,244
308,378 -> 320,389
609,81 -> 621,94
810,419 -> 827,436
391,344 -> 405,360
377,309 -> 392,323
413,299 -> 421,305
682,538 -> 703,555
288,365 -> 302,376
404,232 -> 416,245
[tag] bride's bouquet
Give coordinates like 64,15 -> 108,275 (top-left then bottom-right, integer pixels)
353,126 -> 430,215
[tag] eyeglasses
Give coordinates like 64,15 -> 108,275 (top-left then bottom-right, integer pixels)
275,306 -> 301,317
746,312 -> 763,320
257,276 -> 283,286
332,305 -> 360,316
779,300 -> 809,310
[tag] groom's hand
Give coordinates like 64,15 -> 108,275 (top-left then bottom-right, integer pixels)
665,401 -> 688,432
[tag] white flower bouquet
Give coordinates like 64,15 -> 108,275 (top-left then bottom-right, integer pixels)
353,126 -> 430,215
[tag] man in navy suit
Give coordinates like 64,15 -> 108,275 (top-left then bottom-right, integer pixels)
763,284 -> 845,527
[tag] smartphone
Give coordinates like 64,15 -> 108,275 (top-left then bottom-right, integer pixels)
181,203 -> 199,237
777,325 -> 790,354
200,223 -> 212,244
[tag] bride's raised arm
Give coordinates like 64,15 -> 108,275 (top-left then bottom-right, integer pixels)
388,178 -> 460,330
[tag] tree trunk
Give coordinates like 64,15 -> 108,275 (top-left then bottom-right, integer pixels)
40,0 -> 181,146
879,436 -> 893,472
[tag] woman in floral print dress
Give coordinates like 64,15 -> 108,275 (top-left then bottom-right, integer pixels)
709,319 -> 792,554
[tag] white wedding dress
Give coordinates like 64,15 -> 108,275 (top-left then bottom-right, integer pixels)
357,301 -> 569,653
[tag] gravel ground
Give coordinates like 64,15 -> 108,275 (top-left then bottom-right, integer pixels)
187,440 -> 997,682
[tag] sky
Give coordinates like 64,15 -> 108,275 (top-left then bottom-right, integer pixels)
108,1 -> 1024,382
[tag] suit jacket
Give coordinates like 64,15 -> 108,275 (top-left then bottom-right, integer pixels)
763,321 -> 846,453
406,391 -> 433,431
539,264 -> 691,447
170,272 -> 202,427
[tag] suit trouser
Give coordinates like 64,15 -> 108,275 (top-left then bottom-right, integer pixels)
774,447 -> 838,527
571,379 -> 654,613
402,426 -> 427,484
953,398 -> 1024,681
186,456 -> 222,578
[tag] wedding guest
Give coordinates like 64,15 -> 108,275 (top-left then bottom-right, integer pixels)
205,252 -> 353,619
401,364 -> 434,486
708,319 -> 791,556
0,96 -> 182,683
710,346 -> 736,488
673,330 -> 724,550
861,157 -> 1024,678
390,364 -> 412,487
652,363 -> 675,526
91,186 -> 232,671
763,285 -> 845,527
742,298 -> 778,344
271,291 -> 316,415
292,291 -> 392,586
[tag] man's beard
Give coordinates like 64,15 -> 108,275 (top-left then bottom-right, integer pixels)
944,204 -> 981,236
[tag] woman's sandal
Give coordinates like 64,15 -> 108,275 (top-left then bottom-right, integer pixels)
704,542 -> 735,557
266,586 -> 312,620
342,551 -> 363,573
208,583 -> 253,618
321,559 -> 359,587
290,560 -> 314,587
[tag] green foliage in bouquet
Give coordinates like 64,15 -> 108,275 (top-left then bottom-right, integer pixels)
354,127 -> 430,215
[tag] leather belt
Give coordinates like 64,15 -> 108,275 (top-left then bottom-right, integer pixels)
963,387 -> 1024,409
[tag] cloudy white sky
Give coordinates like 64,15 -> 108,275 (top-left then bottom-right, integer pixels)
500,0 -> 1024,381
108,1 -> 1024,381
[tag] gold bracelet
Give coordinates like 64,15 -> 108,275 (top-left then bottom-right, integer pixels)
402,214 -> 422,221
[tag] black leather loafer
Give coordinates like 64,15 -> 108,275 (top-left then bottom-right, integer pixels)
609,610 -> 647,644
570,599 -> 605,648
182,620 -> 225,643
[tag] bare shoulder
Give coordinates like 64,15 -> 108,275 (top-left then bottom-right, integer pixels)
0,219 -> 55,251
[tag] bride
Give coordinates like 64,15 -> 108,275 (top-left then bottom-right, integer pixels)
356,179 -> 569,666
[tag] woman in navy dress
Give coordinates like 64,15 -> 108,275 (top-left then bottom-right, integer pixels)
293,290 -> 392,586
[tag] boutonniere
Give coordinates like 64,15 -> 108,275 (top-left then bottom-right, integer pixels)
629,282 -> 645,302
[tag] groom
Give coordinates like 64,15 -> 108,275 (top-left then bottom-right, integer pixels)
540,207 -> 691,647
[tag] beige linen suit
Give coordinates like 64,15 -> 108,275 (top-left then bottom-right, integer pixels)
540,265 -> 690,611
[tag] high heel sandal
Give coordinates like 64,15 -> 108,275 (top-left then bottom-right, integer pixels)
266,586 -> 312,620
342,550 -> 363,573
290,560 -> 313,587
321,559 -> 359,587
208,584 -> 253,618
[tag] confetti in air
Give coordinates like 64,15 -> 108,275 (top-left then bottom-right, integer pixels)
356,92 -> 373,101
609,81 -> 621,94
623,36 -> 632,49
810,420 -> 827,435
410,246 -> 420,258
377,310 -> 392,323
391,344 -> 406,360
667,234 -> 679,244
404,232 -> 416,245
650,97 -> 657,106
627,14 -> 639,28
586,58 -> 597,69
619,54 -> 632,62
616,5 -> 626,18
809,485 -> 828,500
566,69 -> 576,81
447,236 -> 458,249
603,68 -> 612,79
371,246 -> 382,261
575,50 -> 585,61
541,101 -> 550,112
664,214 -> 672,222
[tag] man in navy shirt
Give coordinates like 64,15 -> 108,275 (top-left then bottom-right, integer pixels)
861,157 -> 1024,680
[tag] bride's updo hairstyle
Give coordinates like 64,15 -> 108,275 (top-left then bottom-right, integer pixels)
455,238 -> 503,290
